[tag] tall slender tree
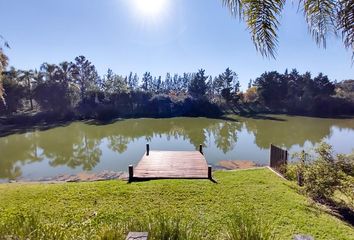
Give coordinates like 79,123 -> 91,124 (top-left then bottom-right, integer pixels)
0,35 -> 9,103
102,69 -> 128,95
188,69 -> 208,98
141,72 -> 153,91
164,72 -> 172,93
18,70 -> 35,110
73,56 -> 99,102
214,68 -> 239,101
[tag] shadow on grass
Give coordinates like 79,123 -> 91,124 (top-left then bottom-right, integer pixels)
285,182 -> 354,227
128,177 -> 218,184
325,199 -> 354,227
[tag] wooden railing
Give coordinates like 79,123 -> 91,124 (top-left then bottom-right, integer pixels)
269,144 -> 288,174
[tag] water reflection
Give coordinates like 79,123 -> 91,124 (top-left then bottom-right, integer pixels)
0,115 -> 353,180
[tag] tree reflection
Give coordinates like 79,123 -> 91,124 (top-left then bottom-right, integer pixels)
107,135 -> 129,154
1,115 -> 354,180
37,124 -> 102,171
211,122 -> 241,153
0,133 -> 42,180
239,115 -> 354,149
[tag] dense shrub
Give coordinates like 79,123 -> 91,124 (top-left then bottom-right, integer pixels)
34,82 -> 80,112
181,97 -> 222,117
0,77 -> 26,115
95,104 -> 120,121
148,94 -> 173,117
291,143 -> 354,206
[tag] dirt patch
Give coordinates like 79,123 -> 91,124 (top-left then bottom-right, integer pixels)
10,171 -> 128,183
217,160 -> 262,170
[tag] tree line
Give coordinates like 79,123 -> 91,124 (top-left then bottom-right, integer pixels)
245,69 -> 354,116
0,55 -> 353,122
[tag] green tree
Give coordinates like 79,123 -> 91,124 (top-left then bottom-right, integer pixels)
217,68 -> 239,101
73,56 -> 100,102
247,79 -> 253,89
254,71 -> 287,107
182,73 -> 192,92
312,73 -> 335,96
0,67 -> 26,114
127,72 -> 139,91
40,63 -> 58,82
164,72 -> 172,93
141,72 -> 153,91
151,76 -> 162,93
222,0 -> 354,59
188,69 -> 208,98
56,61 -> 76,86
0,35 -> 9,103
102,69 -> 128,95
34,80 -> 79,112
207,76 -> 214,98
335,79 -> 354,101
18,70 -> 35,110
171,73 -> 184,92
35,62 -> 80,112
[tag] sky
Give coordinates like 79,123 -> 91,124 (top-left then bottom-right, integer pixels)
0,0 -> 353,89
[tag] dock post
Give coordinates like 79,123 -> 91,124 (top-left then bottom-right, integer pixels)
146,144 -> 150,156
199,144 -> 203,154
208,165 -> 212,179
128,165 -> 133,183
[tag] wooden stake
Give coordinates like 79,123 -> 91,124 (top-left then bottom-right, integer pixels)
208,165 -> 212,179
128,165 -> 133,183
199,144 -> 203,154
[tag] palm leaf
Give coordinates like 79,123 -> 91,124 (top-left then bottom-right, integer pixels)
0,35 -> 10,49
300,0 -> 337,48
222,0 -> 244,19
243,0 -> 285,58
222,0 -> 285,58
337,0 -> 354,60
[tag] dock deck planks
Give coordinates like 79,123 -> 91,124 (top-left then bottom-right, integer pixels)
132,150 -> 209,180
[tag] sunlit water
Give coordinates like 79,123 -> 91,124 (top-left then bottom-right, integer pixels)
1,115 -> 354,181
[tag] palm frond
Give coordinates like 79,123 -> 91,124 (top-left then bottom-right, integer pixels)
244,0 -> 285,58
301,0 -> 337,48
222,0 -> 284,58
0,35 -> 10,49
222,0 -> 244,19
337,0 -> 354,60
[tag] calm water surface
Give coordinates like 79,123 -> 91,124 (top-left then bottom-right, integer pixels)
1,115 -> 354,181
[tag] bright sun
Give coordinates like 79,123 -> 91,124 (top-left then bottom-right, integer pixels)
134,0 -> 167,17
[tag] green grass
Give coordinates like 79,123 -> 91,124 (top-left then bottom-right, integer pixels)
0,168 -> 353,239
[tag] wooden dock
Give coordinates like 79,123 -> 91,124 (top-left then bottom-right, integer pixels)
129,144 -> 212,182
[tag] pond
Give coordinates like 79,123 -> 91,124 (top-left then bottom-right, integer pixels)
1,115 -> 354,181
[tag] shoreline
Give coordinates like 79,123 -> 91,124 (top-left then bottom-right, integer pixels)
3,171 -> 128,184
2,160 -> 264,184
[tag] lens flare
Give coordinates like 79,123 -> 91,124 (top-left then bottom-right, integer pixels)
134,0 -> 167,17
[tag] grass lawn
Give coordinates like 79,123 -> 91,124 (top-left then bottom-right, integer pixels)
0,168 -> 353,239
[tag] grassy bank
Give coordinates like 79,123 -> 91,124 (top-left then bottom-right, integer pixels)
0,169 -> 353,239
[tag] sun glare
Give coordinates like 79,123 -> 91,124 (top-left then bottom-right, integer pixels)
133,0 -> 167,17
